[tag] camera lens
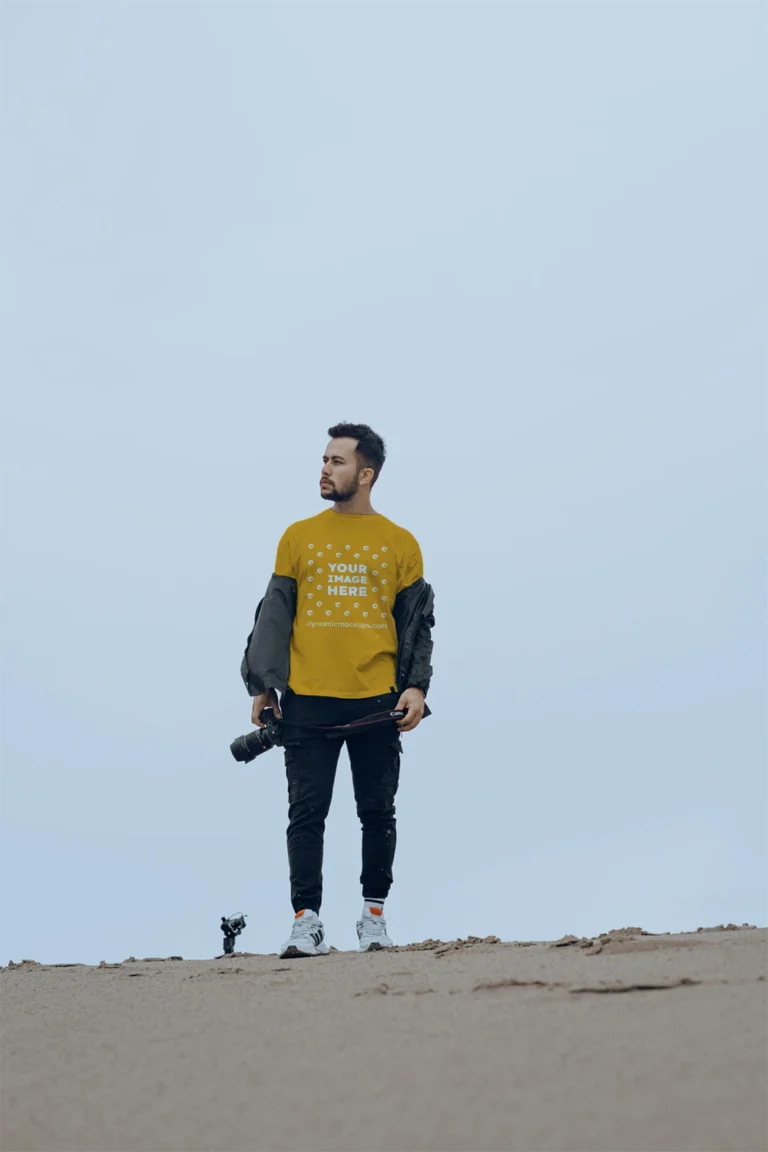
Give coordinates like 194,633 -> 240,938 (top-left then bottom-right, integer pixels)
230,727 -> 274,763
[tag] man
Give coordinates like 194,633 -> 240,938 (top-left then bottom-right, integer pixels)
241,423 -> 435,958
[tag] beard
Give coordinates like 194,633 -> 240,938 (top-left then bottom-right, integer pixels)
321,475 -> 359,503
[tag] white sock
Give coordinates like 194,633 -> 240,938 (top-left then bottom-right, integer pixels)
363,899 -> 385,917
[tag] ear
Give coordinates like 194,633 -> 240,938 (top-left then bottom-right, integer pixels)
359,467 -> 375,489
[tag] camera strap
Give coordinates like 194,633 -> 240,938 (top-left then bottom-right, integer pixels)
319,703 -> 431,736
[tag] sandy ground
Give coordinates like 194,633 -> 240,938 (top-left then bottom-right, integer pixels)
1,926 -> 766,1152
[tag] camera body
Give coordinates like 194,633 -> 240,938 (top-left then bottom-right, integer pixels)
230,707 -> 284,763
221,914 -> 247,955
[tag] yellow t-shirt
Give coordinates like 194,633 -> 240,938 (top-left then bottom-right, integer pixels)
274,509 -> 424,698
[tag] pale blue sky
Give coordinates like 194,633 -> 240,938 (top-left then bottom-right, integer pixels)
1,1 -> 765,964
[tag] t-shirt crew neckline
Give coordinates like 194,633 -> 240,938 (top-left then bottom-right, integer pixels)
327,510 -> 383,520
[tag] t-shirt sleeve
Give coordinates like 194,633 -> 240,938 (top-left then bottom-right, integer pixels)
397,532 -> 424,593
274,528 -> 295,579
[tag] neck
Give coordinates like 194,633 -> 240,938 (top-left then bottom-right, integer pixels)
331,491 -> 376,516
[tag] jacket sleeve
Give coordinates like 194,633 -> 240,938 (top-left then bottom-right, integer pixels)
240,574 -> 297,696
394,579 -> 435,697
406,608 -> 434,695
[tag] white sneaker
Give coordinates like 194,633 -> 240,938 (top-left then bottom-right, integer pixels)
357,908 -> 394,952
280,910 -> 330,958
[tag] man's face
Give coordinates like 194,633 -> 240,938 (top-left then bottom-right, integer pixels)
320,438 -> 367,503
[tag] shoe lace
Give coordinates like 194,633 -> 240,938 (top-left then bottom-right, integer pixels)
291,916 -> 315,938
362,914 -> 387,937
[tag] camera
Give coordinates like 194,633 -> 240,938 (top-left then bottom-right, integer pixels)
221,913 -> 247,955
230,707 -> 284,763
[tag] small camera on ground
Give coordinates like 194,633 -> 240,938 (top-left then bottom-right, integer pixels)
221,914 -> 247,955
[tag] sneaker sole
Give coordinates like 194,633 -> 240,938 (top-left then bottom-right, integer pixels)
280,945 -> 329,959
359,941 -> 393,952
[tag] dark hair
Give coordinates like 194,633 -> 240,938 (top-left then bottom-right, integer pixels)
327,423 -> 387,487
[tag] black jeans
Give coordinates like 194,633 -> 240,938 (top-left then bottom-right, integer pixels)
281,690 -> 402,914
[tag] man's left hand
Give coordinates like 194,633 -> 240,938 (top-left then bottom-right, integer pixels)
396,687 -> 425,733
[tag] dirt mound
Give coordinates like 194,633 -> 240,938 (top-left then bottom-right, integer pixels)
396,935 -> 501,955
696,923 -> 757,933
549,928 -> 711,956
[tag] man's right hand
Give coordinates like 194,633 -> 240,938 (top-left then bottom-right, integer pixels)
251,689 -> 282,727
